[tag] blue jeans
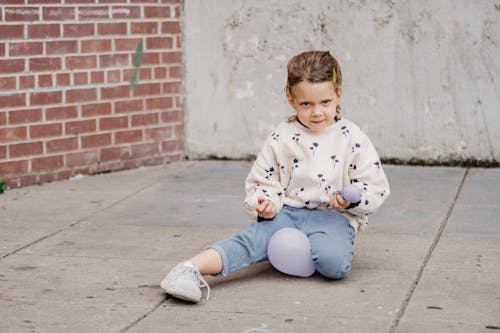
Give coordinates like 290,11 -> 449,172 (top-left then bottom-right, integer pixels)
207,206 -> 356,279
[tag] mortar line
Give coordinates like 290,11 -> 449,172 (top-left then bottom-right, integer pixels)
388,168 -> 469,333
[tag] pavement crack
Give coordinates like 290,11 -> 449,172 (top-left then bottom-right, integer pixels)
120,298 -> 167,332
388,168 -> 469,333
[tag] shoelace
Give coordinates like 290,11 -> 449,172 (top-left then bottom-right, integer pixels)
192,268 -> 211,300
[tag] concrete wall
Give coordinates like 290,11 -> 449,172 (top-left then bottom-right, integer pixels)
184,0 -> 500,163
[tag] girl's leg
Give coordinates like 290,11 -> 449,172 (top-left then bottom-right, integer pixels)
190,248 -> 223,275
302,210 -> 356,279
206,206 -> 297,276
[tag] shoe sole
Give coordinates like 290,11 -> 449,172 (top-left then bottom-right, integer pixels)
164,287 -> 200,303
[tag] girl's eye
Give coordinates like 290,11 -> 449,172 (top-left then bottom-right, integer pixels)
322,100 -> 331,105
300,102 -> 310,107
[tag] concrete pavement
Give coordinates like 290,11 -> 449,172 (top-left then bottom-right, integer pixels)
0,161 -> 499,332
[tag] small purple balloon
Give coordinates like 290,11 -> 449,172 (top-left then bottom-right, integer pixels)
267,228 -> 315,277
342,184 -> 362,203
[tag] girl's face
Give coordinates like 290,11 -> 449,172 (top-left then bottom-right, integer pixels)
287,81 -> 342,132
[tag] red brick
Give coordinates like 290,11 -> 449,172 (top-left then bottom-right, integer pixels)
66,88 -> 97,103
0,145 -> 6,159
63,23 -> 94,37
66,150 -> 98,167
131,22 -> 158,34
161,21 -> 180,33
32,155 -> 63,171
65,0 -> 93,3
131,142 -> 159,158
74,72 -> 88,85
162,81 -> 181,94
21,174 -> 38,187
115,99 -> 143,113
20,75 -> 35,89
107,70 -> 121,83
81,133 -> 111,148
174,124 -> 183,139
162,52 -> 182,65
81,39 -> 111,53
146,36 -> 173,49
30,91 -> 62,106
9,141 -> 43,158
28,24 -> 60,39
1,93 -> 26,108
140,52 -> 160,65
29,57 -> 62,72
115,38 -> 142,51
5,6 -> 39,21
65,119 -> 96,135
0,160 -> 29,175
162,139 -> 183,152
111,6 -> 140,19
0,43 -> 5,56
145,126 -> 174,141
8,108 -> 42,124
46,40 -> 78,55
0,59 -> 25,73
0,24 -> 24,39
78,6 -> 110,20
144,6 -> 170,18
56,73 -> 70,86
0,126 -> 27,142
46,137 -> 78,152
154,67 -> 167,80
173,5 -> 181,18
132,113 -> 159,127
162,110 -> 182,124
123,68 -> 152,82
99,116 -> 128,130
100,146 -> 129,161
9,42 -> 43,56
90,71 -> 105,84
97,22 -> 127,35
38,74 -> 53,87
132,83 -> 161,97
146,97 -> 173,110
99,54 -> 129,68
115,129 -> 142,144
43,6 -> 75,20
175,35 -> 181,48
1,0 -> 25,5
66,55 -> 97,69
30,123 -> 62,138
81,102 -> 111,117
0,112 -> 6,126
169,66 -> 182,79
0,77 -> 16,90
28,0 -> 61,4
101,85 -> 130,99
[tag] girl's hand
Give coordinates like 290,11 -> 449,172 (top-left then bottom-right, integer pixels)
329,194 -> 350,211
256,196 -> 277,219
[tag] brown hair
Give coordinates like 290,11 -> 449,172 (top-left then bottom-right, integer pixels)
286,51 -> 343,122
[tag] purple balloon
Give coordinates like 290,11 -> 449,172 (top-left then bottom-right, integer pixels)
342,184 -> 362,203
267,228 -> 315,277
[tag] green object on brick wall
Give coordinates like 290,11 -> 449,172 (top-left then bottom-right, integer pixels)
0,182 -> 6,194
130,42 -> 143,91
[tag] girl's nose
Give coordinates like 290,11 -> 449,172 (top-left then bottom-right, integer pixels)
311,105 -> 322,116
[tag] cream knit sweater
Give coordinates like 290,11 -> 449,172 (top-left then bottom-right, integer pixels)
244,118 -> 390,231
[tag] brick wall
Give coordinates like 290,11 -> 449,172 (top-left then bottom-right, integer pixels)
0,0 -> 184,188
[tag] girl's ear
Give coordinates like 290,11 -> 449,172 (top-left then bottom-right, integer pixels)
335,87 -> 343,102
286,90 -> 294,107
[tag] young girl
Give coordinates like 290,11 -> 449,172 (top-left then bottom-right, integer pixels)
161,50 -> 390,303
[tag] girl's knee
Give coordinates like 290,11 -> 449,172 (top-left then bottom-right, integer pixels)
313,253 -> 352,280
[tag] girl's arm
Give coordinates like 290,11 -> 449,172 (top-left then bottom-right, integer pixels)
345,131 -> 390,217
244,133 -> 284,220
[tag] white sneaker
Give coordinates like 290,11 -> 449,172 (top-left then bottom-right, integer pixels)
160,261 -> 211,303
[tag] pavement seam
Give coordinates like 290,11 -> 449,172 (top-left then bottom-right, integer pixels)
120,298 -> 168,332
0,172 -> 176,261
388,168 -> 470,333
1,162 -> 201,262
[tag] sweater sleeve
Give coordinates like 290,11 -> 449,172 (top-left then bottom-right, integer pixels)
244,132 -> 284,220
345,130 -> 390,217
